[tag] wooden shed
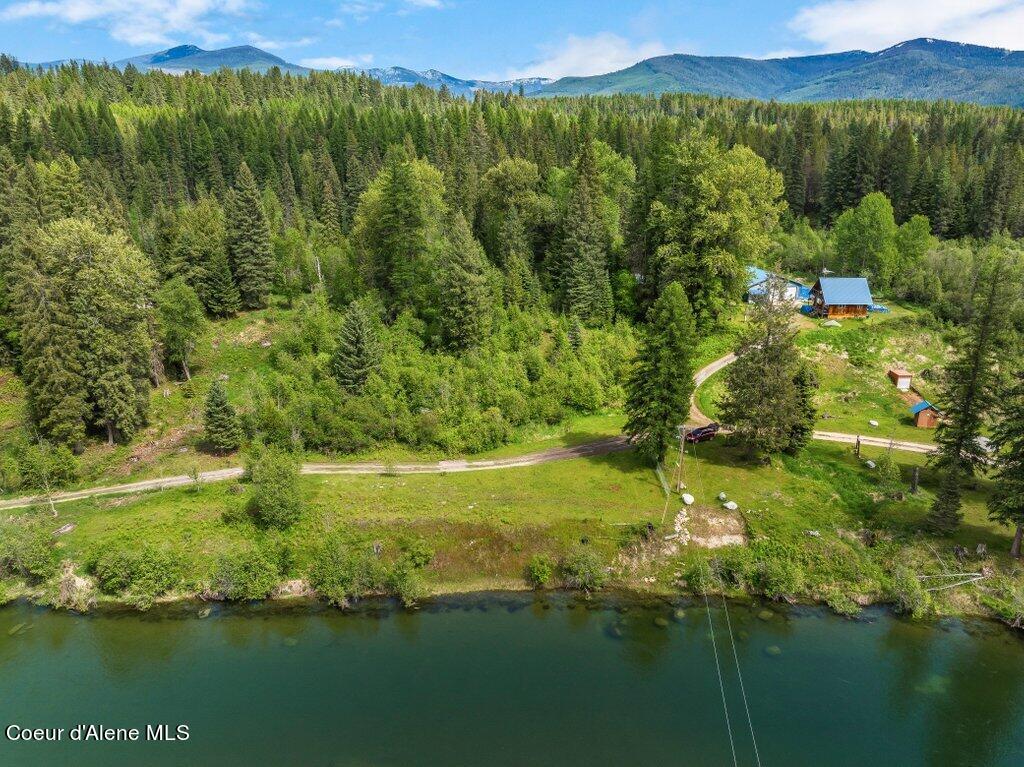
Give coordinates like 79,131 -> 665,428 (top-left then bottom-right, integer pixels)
910,400 -> 940,429
810,277 -> 873,319
888,369 -> 913,391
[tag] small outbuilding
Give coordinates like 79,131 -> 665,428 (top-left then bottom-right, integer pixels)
810,277 -> 874,319
888,369 -> 913,391
910,400 -> 940,429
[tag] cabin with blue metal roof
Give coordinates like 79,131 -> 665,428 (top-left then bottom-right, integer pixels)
810,277 -> 874,319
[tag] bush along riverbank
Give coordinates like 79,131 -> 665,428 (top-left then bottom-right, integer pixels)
3,441 -> 1024,631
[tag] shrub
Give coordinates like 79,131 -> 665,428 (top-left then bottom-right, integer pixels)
755,556 -> 805,601
309,540 -> 387,606
890,564 -> 931,619
246,448 -> 303,529
214,547 -> 280,600
387,561 -> 424,607
525,554 -> 554,588
980,577 -> 1024,628
401,538 -> 434,570
0,518 -> 56,580
92,543 -> 184,609
560,546 -> 608,591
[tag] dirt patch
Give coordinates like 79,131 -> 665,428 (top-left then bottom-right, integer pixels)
125,425 -> 200,469
685,505 -> 747,548
231,319 -> 271,347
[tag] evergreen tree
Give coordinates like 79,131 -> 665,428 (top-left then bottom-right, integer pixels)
226,162 -> 275,309
720,275 -> 816,460
561,139 -> 612,325
331,300 -> 380,393
204,247 -> 242,318
990,370 -> 1024,557
928,248 -> 1017,533
438,213 -> 492,351
788,362 -> 818,455
15,218 -> 155,446
204,379 -> 243,454
624,282 -> 696,464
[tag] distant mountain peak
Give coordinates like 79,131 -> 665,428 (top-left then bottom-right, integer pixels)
150,44 -> 205,64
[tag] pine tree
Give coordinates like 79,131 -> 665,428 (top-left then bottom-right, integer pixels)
990,370 -> 1024,557
204,379 -> 243,454
561,139 -> 612,325
439,213 -> 492,351
720,275 -> 816,460
928,248 -> 1017,533
226,162 -> 275,309
204,248 -> 241,318
331,300 -> 380,394
788,362 -> 818,455
624,282 -> 696,464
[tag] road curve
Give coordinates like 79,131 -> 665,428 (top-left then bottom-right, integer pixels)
0,355 -> 937,511
688,354 -> 937,455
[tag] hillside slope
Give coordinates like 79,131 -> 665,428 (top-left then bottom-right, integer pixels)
538,39 -> 1024,106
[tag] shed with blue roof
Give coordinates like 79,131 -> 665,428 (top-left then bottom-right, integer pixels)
810,277 -> 874,319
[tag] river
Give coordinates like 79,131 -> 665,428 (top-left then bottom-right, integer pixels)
1,595 -> 1023,766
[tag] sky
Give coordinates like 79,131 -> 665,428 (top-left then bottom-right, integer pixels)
4,0 -> 1024,76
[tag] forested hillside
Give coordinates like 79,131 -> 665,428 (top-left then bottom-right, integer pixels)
0,56 -> 1022,495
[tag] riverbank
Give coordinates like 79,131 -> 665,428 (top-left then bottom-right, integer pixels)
4,594 -> 1024,767
3,435 -> 1021,628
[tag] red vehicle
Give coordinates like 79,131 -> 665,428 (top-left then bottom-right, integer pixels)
684,423 -> 720,443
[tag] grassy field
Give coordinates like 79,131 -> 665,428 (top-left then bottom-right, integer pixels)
20,434 -> 1010,604
696,304 -> 949,446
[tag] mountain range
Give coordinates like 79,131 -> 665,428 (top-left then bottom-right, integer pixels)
21,38 -> 1024,107
26,44 -> 551,96
539,38 -> 1024,106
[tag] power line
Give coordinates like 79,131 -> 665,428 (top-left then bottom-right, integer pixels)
722,596 -> 763,767
702,564 -> 738,767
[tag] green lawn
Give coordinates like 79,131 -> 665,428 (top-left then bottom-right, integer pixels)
31,435 -> 1011,598
695,304 -> 948,445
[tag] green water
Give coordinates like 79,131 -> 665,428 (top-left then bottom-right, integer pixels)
1,596 -> 1023,767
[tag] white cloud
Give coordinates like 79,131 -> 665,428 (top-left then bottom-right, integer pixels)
336,1 -> 383,21
0,0 -> 249,47
300,53 -> 374,69
499,33 -> 669,81
247,33 -> 317,51
789,0 -> 1024,52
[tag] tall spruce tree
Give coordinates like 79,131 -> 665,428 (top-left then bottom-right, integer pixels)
204,379 -> 243,454
331,300 -> 381,394
561,139 -> 612,325
439,213 -> 492,351
624,282 -> 696,464
990,370 -> 1024,557
720,275 -> 816,461
226,162 -> 275,309
928,248 -> 1017,533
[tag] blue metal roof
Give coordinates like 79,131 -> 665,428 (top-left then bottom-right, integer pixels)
747,266 -> 770,287
817,277 -> 873,306
910,400 -> 935,416
747,266 -> 808,296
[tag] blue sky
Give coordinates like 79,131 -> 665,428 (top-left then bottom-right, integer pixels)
4,0 -> 1024,76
